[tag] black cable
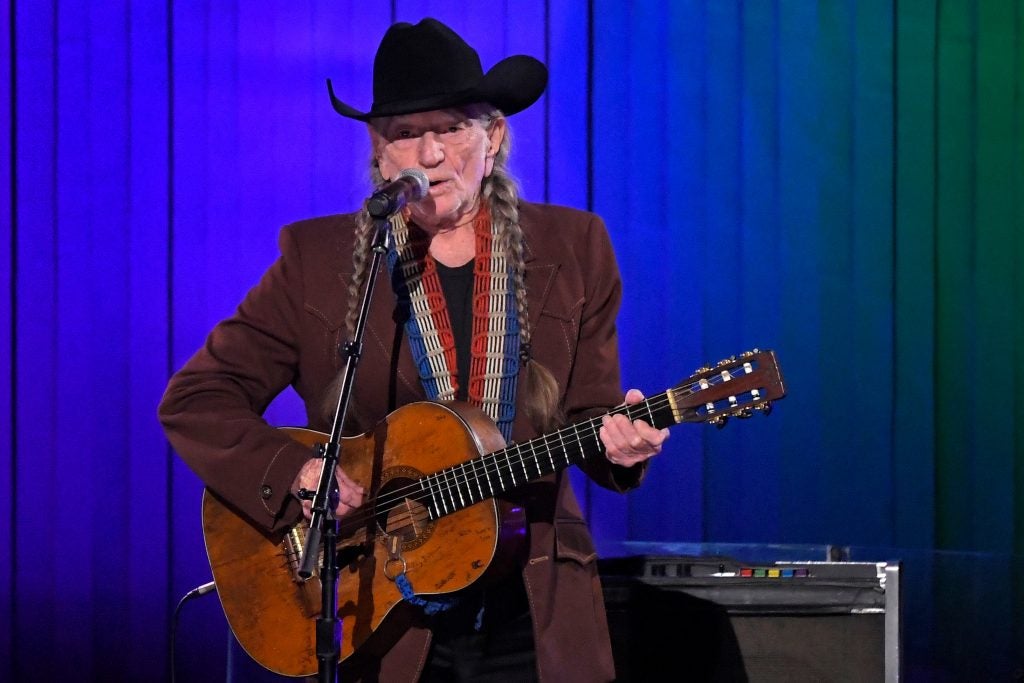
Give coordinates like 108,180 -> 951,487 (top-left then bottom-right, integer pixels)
170,581 -> 217,683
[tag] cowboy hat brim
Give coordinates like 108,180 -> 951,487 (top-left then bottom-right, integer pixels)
328,54 -> 548,122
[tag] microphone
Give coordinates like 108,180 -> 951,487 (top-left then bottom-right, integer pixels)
366,168 -> 429,218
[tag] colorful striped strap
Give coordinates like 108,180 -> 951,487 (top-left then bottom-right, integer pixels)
387,208 -> 521,441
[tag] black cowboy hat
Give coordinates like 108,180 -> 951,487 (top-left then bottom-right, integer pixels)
327,18 -> 547,121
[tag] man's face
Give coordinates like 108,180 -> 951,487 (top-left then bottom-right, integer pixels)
369,108 -> 505,231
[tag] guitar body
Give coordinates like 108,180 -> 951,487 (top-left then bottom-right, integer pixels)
202,401 -> 523,677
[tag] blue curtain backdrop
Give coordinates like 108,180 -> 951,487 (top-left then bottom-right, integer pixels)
3,1 -> 1023,680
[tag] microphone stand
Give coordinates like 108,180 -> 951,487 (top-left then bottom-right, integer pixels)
297,210 -> 395,683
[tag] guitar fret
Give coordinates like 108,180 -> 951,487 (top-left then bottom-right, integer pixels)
464,461 -> 478,504
531,442 -> 543,478
591,419 -> 604,455
569,423 -> 582,463
453,466 -> 465,509
448,467 -> 466,510
441,468 -> 457,513
505,449 -> 518,488
645,400 -> 655,424
481,456 -> 495,497
454,463 -> 468,506
469,458 -> 485,501
519,445 -> 530,482
444,473 -> 456,516
432,471 -> 444,514
554,430 -> 566,469
565,425 -> 578,465
420,478 -> 438,520
493,452 -> 506,492
433,473 -> 450,516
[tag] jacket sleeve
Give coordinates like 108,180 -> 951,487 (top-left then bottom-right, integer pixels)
562,213 -> 648,493
158,225 -> 311,532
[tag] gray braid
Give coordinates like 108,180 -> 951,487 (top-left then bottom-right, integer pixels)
480,119 -> 562,432
482,137 -> 527,341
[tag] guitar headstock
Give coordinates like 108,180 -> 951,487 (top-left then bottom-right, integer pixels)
666,349 -> 785,428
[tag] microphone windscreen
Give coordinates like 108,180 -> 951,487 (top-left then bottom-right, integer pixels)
398,168 -> 429,201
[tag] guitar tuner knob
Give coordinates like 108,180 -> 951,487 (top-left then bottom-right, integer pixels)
740,350 -> 754,358
758,402 -> 773,416
736,408 -> 753,419
711,415 -> 729,429
695,365 -> 712,375
716,357 -> 736,367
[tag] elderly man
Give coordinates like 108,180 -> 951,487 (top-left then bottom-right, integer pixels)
160,18 -> 666,682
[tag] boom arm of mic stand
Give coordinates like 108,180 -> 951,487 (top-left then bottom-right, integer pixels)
297,215 -> 392,682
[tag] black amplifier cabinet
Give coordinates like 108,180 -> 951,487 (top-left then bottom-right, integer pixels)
598,555 -> 901,682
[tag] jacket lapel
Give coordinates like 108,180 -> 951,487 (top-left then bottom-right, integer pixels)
522,233 -> 559,333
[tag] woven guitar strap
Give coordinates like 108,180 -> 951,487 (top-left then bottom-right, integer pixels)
386,205 -> 521,442
385,206 -> 522,617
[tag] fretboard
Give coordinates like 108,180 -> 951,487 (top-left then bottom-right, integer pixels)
415,391 -> 679,521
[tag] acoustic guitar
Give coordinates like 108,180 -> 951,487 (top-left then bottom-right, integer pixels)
202,349 -> 785,676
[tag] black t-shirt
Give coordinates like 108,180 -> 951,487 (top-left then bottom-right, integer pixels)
434,259 -> 475,401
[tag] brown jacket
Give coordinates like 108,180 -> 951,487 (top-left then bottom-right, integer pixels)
159,201 -> 646,681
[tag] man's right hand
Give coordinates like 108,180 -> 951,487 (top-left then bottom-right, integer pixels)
290,458 -> 366,520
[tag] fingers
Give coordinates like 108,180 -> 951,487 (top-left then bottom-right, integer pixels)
334,467 -> 365,515
600,390 -> 670,467
623,388 -> 646,405
601,415 -> 666,457
292,458 -> 366,520
633,418 -> 669,445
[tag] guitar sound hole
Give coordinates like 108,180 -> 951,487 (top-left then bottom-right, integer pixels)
375,474 -> 434,550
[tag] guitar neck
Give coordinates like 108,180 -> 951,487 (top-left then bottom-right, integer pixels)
417,391 -> 679,521
414,348 -> 783,522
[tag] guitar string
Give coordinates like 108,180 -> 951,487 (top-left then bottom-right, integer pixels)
334,365 -> 770,534
319,363 -> 771,535
325,390 -> 685,535
363,360 -> 766,513
330,405 -> 655,537
332,364 -> 770,533
368,388 -> 679,512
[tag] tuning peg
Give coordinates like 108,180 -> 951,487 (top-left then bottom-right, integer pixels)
739,350 -> 754,358
716,356 -> 736,368
694,364 -> 712,375
736,408 -> 753,419
757,401 -> 773,416
710,415 -> 729,429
